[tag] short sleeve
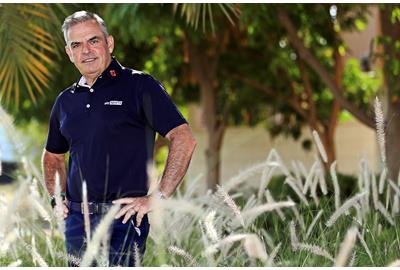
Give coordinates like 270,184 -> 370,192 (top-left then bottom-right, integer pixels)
45,97 -> 69,154
141,75 -> 188,137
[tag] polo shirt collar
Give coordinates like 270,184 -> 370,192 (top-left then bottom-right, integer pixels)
73,56 -> 123,92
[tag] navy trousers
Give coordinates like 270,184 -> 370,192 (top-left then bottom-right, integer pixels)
64,206 -> 150,266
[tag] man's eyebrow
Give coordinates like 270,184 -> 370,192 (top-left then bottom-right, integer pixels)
69,36 -> 102,46
88,35 -> 102,41
69,41 -> 81,46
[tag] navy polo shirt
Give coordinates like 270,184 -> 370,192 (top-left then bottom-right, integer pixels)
45,58 -> 187,202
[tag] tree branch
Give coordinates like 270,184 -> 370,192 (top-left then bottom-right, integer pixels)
230,73 -> 308,120
277,7 -> 375,129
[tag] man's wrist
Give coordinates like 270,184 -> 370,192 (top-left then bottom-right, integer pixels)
49,193 -> 66,208
151,189 -> 166,200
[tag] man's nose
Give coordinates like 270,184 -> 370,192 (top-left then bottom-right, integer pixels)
81,42 -> 91,54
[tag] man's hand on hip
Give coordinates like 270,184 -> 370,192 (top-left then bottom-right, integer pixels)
53,198 -> 69,219
112,196 -> 153,227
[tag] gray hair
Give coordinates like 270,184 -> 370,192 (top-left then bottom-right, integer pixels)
62,10 -> 109,44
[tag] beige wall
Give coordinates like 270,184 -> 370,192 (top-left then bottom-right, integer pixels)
186,104 -> 379,190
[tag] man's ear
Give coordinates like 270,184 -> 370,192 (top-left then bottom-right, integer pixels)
107,35 -> 114,54
65,45 -> 74,63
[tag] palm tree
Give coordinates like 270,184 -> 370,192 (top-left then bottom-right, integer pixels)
0,4 -> 66,107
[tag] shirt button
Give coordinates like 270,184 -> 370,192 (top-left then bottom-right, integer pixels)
90,88 -> 94,93
86,104 -> 90,108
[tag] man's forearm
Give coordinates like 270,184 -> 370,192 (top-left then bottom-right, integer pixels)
159,126 -> 197,198
42,150 -> 67,196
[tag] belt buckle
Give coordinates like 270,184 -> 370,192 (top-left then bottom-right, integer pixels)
81,202 -> 98,214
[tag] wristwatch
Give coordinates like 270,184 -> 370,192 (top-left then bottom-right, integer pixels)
152,190 -> 166,200
50,194 -> 66,208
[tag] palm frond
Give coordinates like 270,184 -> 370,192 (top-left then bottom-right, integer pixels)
0,4 -> 63,107
173,3 -> 240,33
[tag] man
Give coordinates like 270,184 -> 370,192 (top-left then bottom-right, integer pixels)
42,10 -> 197,266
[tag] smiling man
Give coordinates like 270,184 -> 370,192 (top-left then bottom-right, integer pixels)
42,11 -> 196,266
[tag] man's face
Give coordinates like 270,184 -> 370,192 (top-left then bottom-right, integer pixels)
65,20 -> 114,78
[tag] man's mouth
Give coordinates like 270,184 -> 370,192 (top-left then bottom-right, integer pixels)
82,58 -> 97,63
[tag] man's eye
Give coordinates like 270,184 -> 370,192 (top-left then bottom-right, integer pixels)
90,39 -> 99,44
71,44 -> 80,49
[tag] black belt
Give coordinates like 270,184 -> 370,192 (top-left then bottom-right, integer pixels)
68,201 -> 114,215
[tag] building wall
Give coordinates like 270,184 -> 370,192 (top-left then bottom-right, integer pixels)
185,104 -> 379,190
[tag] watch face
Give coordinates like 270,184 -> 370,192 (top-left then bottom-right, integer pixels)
51,197 -> 57,208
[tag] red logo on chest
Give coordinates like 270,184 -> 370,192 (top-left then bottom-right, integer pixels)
110,70 -> 117,77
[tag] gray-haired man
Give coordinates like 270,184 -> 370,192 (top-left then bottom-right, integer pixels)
42,10 -> 196,266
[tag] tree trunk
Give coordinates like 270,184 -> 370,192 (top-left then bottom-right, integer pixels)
385,101 -> 400,181
380,5 -> 400,180
186,35 -> 227,191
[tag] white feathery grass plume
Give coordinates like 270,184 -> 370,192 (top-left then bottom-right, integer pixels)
265,190 -> 285,221
31,235 -> 48,267
82,181 -> 91,243
389,179 -> 400,197
378,168 -> 387,194
266,242 -> 281,267
302,161 -> 318,194
305,210 -> 323,240
45,233 -> 56,264
287,196 -> 305,231
97,235 -> 110,266
285,177 -> 309,206
297,243 -> 334,262
224,160 -> 269,192
334,226 -> 358,266
310,173 -> 320,206
204,210 -> 219,243
317,165 -> 328,195
198,219 -> 210,250
156,198 -> 204,217
258,166 -> 276,200
361,159 -> 371,214
0,180 -> 28,237
291,161 -> 304,190
62,253 -> 81,266
374,96 -> 386,166
312,130 -> 328,163
133,242 -> 141,267
266,148 -> 290,176
326,192 -> 367,227
0,229 -> 17,255
216,185 -> 244,227
7,260 -> 22,267
297,160 -> 308,180
354,203 -> 363,226
330,161 -> 341,210
204,233 -> 249,255
31,195 -> 51,222
386,184 -> 391,211
289,221 -> 299,249
356,231 -> 373,264
388,259 -> 400,267
244,234 -> 268,262
349,251 -> 356,267
54,172 -> 65,234
168,245 -> 198,266
392,195 -> 399,216
377,223 -> 382,236
371,173 -> 379,209
240,201 -> 295,226
377,201 -> 395,226
81,204 -> 120,266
